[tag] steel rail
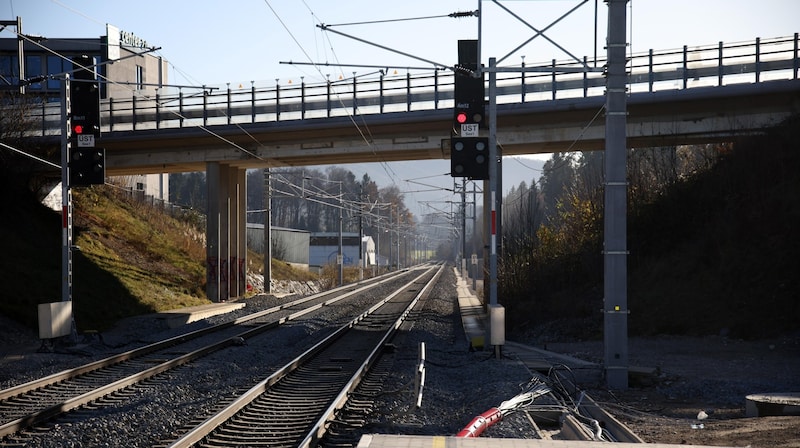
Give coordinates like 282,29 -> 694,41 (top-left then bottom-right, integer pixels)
558,392 -> 644,442
0,268 -> 401,402
299,263 -> 444,448
577,393 -> 644,443
0,269 -> 415,439
166,264 -> 443,448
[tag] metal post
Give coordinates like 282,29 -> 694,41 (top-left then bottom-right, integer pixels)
604,0 -> 629,390
61,76 -> 72,304
301,77 -> 306,119
461,178 -> 467,279
263,168 -> 272,293
251,81 -> 256,123
227,83 -> 232,125
755,37 -> 761,83
202,85 -> 208,126
338,182 -> 343,286
16,17 -> 25,95
488,57 -> 500,310
718,42 -> 724,87
472,182 -> 478,292
275,80 -> 281,121
358,186 -> 364,280
395,206 -> 400,269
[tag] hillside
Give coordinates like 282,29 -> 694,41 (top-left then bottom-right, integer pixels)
0,184 -> 211,332
508,116 -> 800,340
627,117 -> 800,337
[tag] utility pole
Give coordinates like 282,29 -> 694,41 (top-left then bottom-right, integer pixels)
358,185 -> 364,280
472,181 -> 478,291
604,0 -> 630,389
338,182 -> 343,286
461,178 -> 467,278
61,77 -> 72,305
263,168 -> 272,293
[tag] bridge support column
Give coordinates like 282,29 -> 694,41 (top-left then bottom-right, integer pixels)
206,162 -> 247,302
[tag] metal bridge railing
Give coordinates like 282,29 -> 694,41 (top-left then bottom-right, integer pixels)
24,34 -> 800,137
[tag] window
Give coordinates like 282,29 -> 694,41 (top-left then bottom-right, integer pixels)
0,55 -> 19,87
47,56 -> 72,90
25,56 -> 42,89
135,65 -> 144,91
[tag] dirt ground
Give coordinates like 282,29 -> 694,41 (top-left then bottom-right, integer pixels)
543,335 -> 800,447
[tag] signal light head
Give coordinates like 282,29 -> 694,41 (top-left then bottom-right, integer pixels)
73,125 -> 84,134
456,111 -> 468,124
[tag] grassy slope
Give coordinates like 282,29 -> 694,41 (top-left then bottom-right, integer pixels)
1,185 -> 210,332
1,183 -> 320,333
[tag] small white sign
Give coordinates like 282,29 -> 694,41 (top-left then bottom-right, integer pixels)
76,134 -> 95,147
461,123 -> 479,137
471,254 -> 478,265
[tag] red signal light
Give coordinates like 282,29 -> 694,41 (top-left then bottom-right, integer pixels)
456,111 -> 468,124
73,125 -> 84,134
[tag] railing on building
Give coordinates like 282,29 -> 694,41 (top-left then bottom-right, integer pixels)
27,35 -> 800,137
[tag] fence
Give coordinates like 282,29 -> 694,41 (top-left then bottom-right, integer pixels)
23,34 -> 800,137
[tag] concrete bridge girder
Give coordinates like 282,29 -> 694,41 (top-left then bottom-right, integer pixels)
99,80 -> 800,177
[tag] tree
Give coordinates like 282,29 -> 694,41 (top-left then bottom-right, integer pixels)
539,152 -> 577,224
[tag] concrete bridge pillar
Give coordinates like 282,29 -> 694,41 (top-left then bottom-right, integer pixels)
206,162 -> 247,302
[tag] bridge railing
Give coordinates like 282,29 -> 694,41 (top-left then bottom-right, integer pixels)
25,34 -> 800,136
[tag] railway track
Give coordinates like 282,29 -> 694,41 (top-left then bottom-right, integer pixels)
2,262 -> 646,446
165,264 -> 444,448
0,267 -> 422,441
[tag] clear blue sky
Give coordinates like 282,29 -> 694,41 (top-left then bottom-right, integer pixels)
3,0 -> 797,88
3,0 -> 798,216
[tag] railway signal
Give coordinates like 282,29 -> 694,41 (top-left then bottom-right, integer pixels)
451,40 -> 487,178
68,55 -> 104,187
69,147 -> 106,186
450,137 -> 489,180
453,40 -> 485,134
69,55 -> 101,141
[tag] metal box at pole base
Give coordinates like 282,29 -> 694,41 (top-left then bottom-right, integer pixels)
38,301 -> 73,339
489,304 -> 505,346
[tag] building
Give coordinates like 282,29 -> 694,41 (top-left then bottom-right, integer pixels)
247,224 -> 311,270
1,19 -> 169,200
309,232 -> 377,271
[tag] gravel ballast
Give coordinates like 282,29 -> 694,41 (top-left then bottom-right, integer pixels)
0,267 -> 535,446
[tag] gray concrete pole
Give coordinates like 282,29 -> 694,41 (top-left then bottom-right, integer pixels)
338,182 -> 343,286
461,178 -> 467,278
263,168 -> 272,294
395,206 -> 400,269
472,182 -> 478,292
488,57 -> 499,309
604,0 -> 630,390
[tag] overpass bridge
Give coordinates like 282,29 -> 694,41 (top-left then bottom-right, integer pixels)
27,35 -> 800,176
22,34 -> 800,305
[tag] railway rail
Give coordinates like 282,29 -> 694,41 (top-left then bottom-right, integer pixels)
165,264 -> 444,448
1,262 -> 648,446
0,267 -> 422,441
